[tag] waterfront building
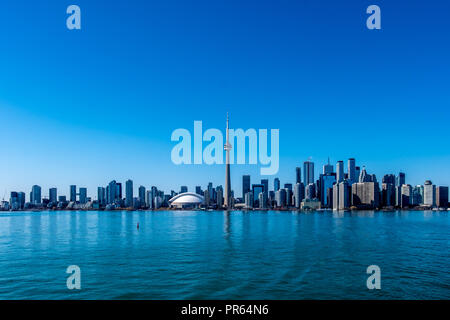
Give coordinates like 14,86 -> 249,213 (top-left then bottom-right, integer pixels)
274,178 -> 280,192
107,180 -> 117,204
411,185 -> 423,206
305,183 -> 316,200
146,190 -> 153,209
301,198 -> 321,210
79,188 -> 87,204
244,192 -> 253,208
303,161 -> 314,185
216,186 -> 224,207
10,192 -> 19,210
436,186 -> 449,208
116,183 -> 123,200
125,179 -> 133,207
400,184 -> 412,208
49,188 -> 57,203
58,196 -> 66,203
351,182 -> 380,209
70,185 -> 76,202
18,192 -> 25,209
252,184 -> 264,208
381,183 -> 395,207
242,175 -> 250,199
139,186 -> 146,208
204,190 -> 211,207
394,186 -> 401,207
268,191 -> 275,207
180,186 -> 188,194
320,173 -> 336,207
333,180 -> 350,210
258,192 -> 267,209
31,185 -> 42,204
195,186 -> 203,195
294,183 -> 305,208
261,179 -> 269,199
275,189 -> 286,208
423,180 -> 436,207
151,186 -> 158,208
97,187 -> 106,206
296,167 -> 301,184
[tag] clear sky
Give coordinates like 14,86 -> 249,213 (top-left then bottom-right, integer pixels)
1,0 -> 449,200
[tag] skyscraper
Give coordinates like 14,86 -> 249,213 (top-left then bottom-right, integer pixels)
294,183 -> 305,208
10,192 -> 19,210
274,178 -> 280,191
252,184 -> 264,208
216,185 -> 224,207
275,189 -> 286,207
242,175 -> 250,199
323,158 -> 333,175
355,166 -> 361,181
295,167 -> 301,184
303,160 -> 314,185
397,172 -> 406,186
125,179 -> 133,207
49,188 -> 57,203
351,182 -> 380,209
139,186 -> 146,207
116,183 -> 122,200
224,113 -> 232,209
261,179 -> 269,198
333,180 -> 350,210
348,158 -> 356,183
305,183 -> 316,200
31,185 -> 42,204
436,186 -> 448,208
320,173 -> 336,207
108,180 -> 117,204
423,180 -> 436,207
336,160 -> 344,183
382,174 -> 396,185
382,183 -> 395,207
400,184 -> 412,208
79,188 -> 87,204
98,187 -> 106,206
70,185 -> 76,202
180,186 -> 188,193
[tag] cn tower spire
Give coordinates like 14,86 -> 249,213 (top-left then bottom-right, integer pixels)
224,112 -> 232,209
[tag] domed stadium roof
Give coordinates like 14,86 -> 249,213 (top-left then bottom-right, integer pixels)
169,192 -> 204,205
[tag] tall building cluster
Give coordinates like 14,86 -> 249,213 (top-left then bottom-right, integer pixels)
239,158 -> 449,211
1,158 -> 449,211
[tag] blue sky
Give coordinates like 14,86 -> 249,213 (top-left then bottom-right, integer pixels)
1,0 -> 449,199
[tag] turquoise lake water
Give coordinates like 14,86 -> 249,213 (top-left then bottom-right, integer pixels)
0,210 -> 448,299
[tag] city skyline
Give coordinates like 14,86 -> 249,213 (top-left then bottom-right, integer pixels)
4,156 -> 448,208
2,157 -> 450,201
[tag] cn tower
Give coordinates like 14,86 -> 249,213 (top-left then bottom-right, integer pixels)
224,112 -> 232,209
